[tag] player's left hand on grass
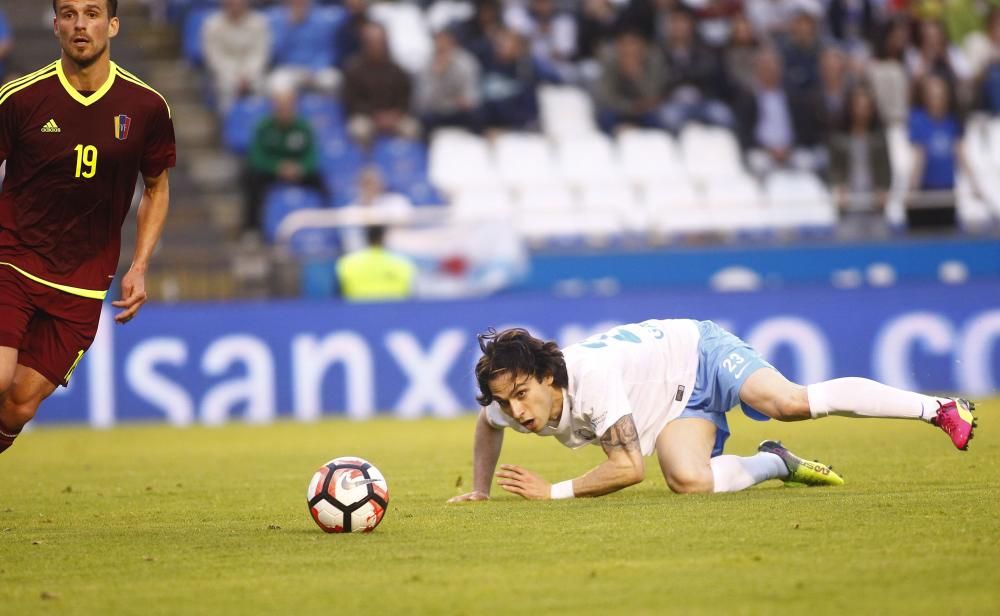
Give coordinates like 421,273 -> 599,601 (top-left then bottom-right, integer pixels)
496,464 -> 551,500
112,268 -> 148,324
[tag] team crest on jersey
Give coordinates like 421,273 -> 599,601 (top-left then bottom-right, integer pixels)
114,114 -> 132,141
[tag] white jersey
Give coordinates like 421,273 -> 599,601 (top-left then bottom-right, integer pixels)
485,319 -> 701,455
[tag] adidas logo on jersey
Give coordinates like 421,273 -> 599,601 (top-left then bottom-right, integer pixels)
40,119 -> 61,133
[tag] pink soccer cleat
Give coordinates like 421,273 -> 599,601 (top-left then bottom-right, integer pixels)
932,399 -> 977,450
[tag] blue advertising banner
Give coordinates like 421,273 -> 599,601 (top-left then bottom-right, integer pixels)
40,281 -> 1000,427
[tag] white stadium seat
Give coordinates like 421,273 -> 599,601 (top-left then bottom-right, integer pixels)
577,184 -> 632,236
538,85 -> 600,143
884,123 -> 912,227
679,124 -> 745,183
617,129 -> 687,184
764,170 -> 837,230
556,134 -> 626,187
449,187 -> 513,221
640,179 -> 714,235
988,117 -> 1000,169
424,1 -> 474,32
516,209 -> 580,242
953,120 -> 998,229
428,130 -> 497,194
514,183 -> 576,214
494,133 -> 558,189
370,3 -> 433,73
704,174 -> 769,233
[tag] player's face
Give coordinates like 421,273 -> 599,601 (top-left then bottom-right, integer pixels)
489,371 -> 561,433
54,0 -> 120,68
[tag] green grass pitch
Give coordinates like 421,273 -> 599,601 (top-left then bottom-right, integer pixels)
2,401 -> 998,615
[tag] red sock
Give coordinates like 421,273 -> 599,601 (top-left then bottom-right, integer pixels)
0,419 -> 21,454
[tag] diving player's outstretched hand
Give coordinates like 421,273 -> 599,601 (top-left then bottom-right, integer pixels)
447,490 -> 490,503
113,268 -> 148,324
496,464 -> 551,500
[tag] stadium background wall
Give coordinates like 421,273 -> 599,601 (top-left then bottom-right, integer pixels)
38,280 -> 1000,427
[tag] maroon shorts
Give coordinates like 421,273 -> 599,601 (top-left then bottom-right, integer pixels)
0,265 -> 103,387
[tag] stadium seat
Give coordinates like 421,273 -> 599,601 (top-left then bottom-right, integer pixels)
319,138 -> 366,206
265,5 -> 344,66
515,208 -> 577,242
988,118 -> 1000,169
578,183 -> 636,235
222,96 -> 271,154
263,185 -> 326,244
539,86 -> 600,144
371,137 -> 429,194
428,130 -> 497,194
182,6 -> 216,67
955,174 -> 996,230
617,129 -> 687,184
425,1 -> 475,32
299,94 -> 345,140
556,134 -> 626,188
510,184 -> 577,242
299,259 -> 337,299
703,174 -> 768,233
288,227 -> 342,259
884,124 -> 912,228
763,171 -> 837,231
679,124 -> 745,184
494,133 -> 558,189
954,122 -> 999,229
370,2 -> 433,74
514,184 -> 576,214
406,180 -> 446,206
449,187 -> 514,222
641,180 -> 715,235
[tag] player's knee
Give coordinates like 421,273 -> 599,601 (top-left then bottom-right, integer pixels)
1,395 -> 41,430
771,386 -> 811,421
665,468 -> 713,494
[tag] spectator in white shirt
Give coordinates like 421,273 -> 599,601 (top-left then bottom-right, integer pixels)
201,0 -> 271,113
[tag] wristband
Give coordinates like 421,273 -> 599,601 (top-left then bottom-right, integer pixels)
550,480 -> 575,500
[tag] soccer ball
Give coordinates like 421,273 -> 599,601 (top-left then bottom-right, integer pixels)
307,457 -> 389,533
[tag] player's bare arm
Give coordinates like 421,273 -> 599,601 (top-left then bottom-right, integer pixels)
447,408 -> 504,503
495,414 -> 645,500
113,169 -> 169,324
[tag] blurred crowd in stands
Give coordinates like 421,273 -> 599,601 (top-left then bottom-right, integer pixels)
191,0 -> 1000,244
3,1 -> 1000,248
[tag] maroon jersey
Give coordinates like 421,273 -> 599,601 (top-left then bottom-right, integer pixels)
0,60 -> 176,298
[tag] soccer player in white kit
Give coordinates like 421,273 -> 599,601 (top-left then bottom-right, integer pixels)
448,320 -> 977,501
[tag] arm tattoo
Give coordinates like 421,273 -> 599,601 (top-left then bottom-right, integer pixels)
599,414 -> 640,454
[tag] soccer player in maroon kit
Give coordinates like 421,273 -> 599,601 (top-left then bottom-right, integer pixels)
0,0 -> 175,454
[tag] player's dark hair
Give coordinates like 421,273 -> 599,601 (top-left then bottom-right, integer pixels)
53,0 -> 118,18
474,328 -> 567,406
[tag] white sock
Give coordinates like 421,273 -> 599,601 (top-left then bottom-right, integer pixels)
807,378 -> 947,423
710,453 -> 788,493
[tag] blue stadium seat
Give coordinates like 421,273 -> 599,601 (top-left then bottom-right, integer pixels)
371,137 -> 429,194
319,138 -> 367,205
223,96 -> 272,154
182,5 -> 217,67
263,185 -> 325,244
266,5 -> 345,68
406,180 -> 444,206
299,94 -> 346,140
167,0 -> 218,26
289,227 -> 342,259
299,259 -> 338,299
